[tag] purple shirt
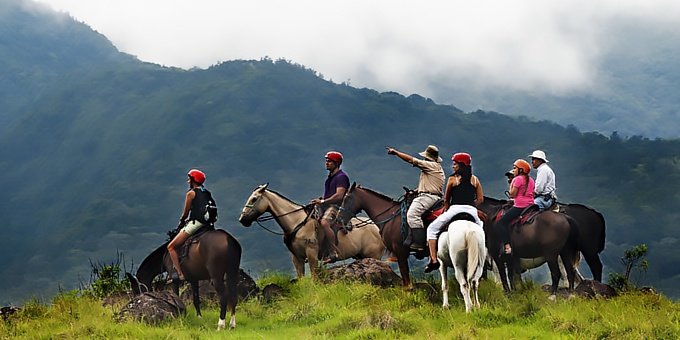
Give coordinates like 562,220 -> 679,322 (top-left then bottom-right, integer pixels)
324,170 -> 350,199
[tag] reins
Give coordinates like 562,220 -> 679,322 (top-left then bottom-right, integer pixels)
338,190 -> 406,232
248,202 -> 313,237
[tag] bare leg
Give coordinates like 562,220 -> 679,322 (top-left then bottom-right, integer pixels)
167,231 -> 190,279
424,239 -> 440,273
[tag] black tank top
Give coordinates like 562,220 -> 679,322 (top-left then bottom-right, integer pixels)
448,175 -> 476,206
189,187 -> 210,222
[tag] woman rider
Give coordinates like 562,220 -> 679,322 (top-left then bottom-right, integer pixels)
167,169 -> 212,281
495,159 -> 535,255
424,152 -> 484,273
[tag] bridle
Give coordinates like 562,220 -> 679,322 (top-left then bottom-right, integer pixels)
337,188 -> 406,231
242,193 -> 312,236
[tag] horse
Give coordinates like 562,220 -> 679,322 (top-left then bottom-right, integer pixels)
129,228 -> 242,330
478,198 -> 580,299
437,220 -> 486,312
336,183 -> 430,289
483,196 -> 606,281
238,183 -> 385,279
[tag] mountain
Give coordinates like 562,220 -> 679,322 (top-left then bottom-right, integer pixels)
429,22 -> 680,139
1,0 -> 679,303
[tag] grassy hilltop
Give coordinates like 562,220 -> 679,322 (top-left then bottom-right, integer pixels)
2,274 -> 678,339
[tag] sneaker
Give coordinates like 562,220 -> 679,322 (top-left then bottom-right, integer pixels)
423,261 -> 440,273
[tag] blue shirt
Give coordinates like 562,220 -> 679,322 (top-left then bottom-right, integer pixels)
323,170 -> 350,199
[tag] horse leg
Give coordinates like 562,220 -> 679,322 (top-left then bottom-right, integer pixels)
455,267 -> 472,313
546,260 -> 561,301
582,252 -> 604,282
396,253 -> 412,289
212,275 -> 228,330
190,281 -> 202,317
494,257 -> 512,293
471,279 -> 480,309
292,254 -> 305,279
305,246 -> 320,279
439,264 -> 449,308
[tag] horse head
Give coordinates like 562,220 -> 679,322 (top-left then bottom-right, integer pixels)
239,183 -> 270,227
337,182 -> 360,226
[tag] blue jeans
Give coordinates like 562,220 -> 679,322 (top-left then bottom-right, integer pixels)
534,196 -> 555,211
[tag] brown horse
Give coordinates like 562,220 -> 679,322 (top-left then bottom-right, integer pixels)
129,228 -> 242,330
478,198 -> 580,298
483,196 -> 606,281
238,183 -> 385,279
337,183 -> 431,289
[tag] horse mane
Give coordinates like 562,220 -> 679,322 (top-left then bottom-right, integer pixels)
355,185 -> 399,203
265,188 -> 303,207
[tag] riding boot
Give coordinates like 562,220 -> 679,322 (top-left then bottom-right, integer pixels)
408,228 -> 426,250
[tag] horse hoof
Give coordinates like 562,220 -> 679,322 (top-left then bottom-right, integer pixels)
548,294 -> 557,302
217,319 -> 226,330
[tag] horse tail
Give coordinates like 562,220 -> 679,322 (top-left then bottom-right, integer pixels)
595,210 -> 606,253
465,226 -> 483,281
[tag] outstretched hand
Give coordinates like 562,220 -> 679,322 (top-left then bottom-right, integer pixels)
386,146 -> 396,155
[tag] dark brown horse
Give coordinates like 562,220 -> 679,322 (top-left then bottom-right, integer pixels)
483,196 -> 606,281
336,183 -> 429,289
129,228 -> 242,330
478,197 -> 580,298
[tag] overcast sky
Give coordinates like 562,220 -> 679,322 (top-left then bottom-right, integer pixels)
35,0 -> 680,104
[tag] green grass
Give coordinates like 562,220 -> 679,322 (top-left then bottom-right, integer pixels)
2,276 -> 679,339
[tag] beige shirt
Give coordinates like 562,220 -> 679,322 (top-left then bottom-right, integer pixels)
412,158 -> 445,195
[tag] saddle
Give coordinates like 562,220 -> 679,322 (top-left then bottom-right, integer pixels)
167,225 -> 215,261
494,204 -> 541,230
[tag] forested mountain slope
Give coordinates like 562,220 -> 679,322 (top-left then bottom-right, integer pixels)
1,0 -> 678,303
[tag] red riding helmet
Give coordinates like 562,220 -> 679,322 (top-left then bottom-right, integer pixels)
325,151 -> 343,165
451,152 -> 471,166
187,169 -> 206,184
513,159 -> 531,174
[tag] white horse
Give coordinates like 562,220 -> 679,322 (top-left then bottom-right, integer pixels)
239,183 -> 385,278
437,220 -> 487,312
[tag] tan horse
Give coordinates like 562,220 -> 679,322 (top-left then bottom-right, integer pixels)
238,183 -> 385,278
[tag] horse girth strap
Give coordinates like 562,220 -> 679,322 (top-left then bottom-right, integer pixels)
282,208 -> 314,250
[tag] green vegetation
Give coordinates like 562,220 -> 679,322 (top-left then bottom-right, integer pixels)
2,0 -> 680,304
2,276 -> 678,339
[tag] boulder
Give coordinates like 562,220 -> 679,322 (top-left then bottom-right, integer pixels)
323,258 -> 402,287
261,283 -> 285,303
575,280 -> 618,299
116,291 -> 185,324
0,306 -> 20,321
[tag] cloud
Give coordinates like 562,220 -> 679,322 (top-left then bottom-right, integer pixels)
37,0 -> 680,99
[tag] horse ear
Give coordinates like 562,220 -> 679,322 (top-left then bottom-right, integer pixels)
350,182 -> 356,190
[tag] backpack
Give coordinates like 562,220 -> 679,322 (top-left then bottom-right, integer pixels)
203,191 -> 218,225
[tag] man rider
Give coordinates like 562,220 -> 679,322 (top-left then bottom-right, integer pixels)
386,145 -> 445,250
529,150 -> 557,211
310,151 -> 350,263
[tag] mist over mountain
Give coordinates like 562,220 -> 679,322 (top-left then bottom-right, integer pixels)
1,0 -> 678,303
429,21 -> 680,139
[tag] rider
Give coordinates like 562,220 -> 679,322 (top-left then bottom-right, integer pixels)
386,145 -> 445,250
529,150 -> 557,211
310,151 -> 350,264
496,159 -> 535,255
168,169 -> 213,281
424,152 -> 484,273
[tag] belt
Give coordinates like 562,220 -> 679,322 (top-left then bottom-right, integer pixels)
418,191 -> 442,197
